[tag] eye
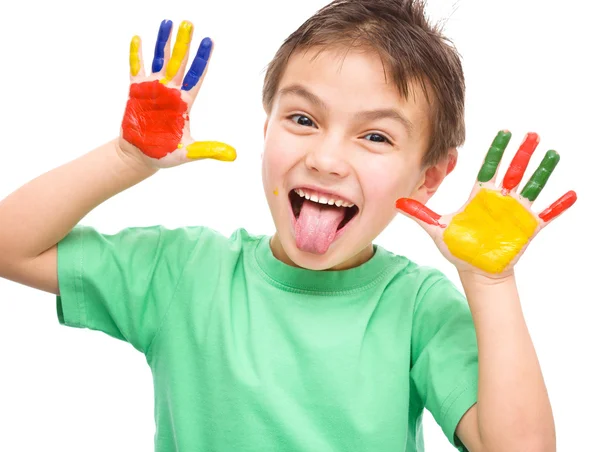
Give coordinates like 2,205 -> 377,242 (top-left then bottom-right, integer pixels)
364,133 -> 391,144
290,114 -> 316,128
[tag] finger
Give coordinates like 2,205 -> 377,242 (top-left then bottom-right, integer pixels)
182,37 -> 212,94
477,130 -> 511,184
152,19 -> 173,74
186,141 -> 237,162
161,20 -> 194,86
395,198 -> 446,228
501,132 -> 540,192
538,190 -> 577,223
129,35 -> 145,80
520,150 -> 560,202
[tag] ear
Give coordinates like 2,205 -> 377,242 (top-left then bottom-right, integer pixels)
445,148 -> 457,175
411,148 -> 457,202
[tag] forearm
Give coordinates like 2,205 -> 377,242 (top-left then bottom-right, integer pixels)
0,139 -> 157,266
460,271 -> 555,451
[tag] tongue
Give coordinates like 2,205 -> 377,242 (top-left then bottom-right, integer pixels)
295,201 -> 346,254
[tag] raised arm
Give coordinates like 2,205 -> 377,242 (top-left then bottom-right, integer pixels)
397,131 -> 576,450
0,19 -> 235,295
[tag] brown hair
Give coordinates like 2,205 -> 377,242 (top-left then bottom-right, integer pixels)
262,0 -> 465,168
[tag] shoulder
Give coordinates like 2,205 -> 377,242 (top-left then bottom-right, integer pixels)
375,243 -> 462,306
161,226 -> 266,266
376,243 -> 452,288
67,224 -> 263,261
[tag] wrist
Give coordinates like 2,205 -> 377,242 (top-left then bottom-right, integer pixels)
458,268 -> 515,288
113,138 -> 159,180
459,269 -> 521,315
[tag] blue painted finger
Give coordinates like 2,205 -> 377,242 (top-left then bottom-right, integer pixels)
182,37 -> 212,91
152,19 -> 173,73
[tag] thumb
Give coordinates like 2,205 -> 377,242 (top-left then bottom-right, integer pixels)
186,141 -> 237,162
395,198 -> 446,232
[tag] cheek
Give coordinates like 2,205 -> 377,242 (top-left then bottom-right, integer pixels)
359,156 -> 418,202
263,125 -> 305,176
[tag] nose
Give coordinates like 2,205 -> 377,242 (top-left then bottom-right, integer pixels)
304,138 -> 351,179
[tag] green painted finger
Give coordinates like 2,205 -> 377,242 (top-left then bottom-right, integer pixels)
520,150 -> 560,201
477,130 -> 512,182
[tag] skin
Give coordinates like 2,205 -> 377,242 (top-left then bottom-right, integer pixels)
0,20 -> 572,451
262,47 -> 449,271
396,128 -> 576,449
264,47 -> 570,450
125,22 -> 236,166
397,130 -> 576,277
0,19 -> 235,294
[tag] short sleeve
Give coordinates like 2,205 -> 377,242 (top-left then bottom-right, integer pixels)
56,225 -> 201,354
410,274 -> 479,450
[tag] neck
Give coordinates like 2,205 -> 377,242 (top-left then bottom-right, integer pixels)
269,233 -> 375,270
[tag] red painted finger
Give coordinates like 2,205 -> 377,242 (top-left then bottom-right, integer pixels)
539,190 -> 577,222
502,132 -> 540,191
396,198 -> 445,227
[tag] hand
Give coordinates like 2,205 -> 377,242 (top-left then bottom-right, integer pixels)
396,131 -> 577,277
119,19 -> 236,169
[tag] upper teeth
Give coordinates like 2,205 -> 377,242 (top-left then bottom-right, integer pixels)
294,189 -> 354,208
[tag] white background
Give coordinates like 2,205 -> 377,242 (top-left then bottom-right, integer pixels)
0,0 -> 598,450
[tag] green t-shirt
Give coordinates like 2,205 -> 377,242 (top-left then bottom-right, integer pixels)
56,225 -> 478,451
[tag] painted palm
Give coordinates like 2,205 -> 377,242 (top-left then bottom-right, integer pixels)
396,131 -> 577,276
121,19 -> 236,167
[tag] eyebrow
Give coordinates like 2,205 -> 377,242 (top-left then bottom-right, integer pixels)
277,84 -> 414,135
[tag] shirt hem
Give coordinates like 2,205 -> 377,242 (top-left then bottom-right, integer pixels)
56,226 -> 87,328
439,378 -> 478,449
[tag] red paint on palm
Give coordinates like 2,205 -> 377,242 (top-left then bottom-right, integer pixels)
396,198 -> 444,227
539,190 -> 577,222
121,80 -> 188,159
502,132 -> 540,191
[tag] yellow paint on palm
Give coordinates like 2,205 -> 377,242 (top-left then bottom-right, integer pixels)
443,189 -> 538,273
161,21 -> 193,84
186,141 -> 237,161
129,36 -> 141,76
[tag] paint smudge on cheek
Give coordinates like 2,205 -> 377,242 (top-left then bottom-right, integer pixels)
443,189 -> 538,273
121,80 -> 187,159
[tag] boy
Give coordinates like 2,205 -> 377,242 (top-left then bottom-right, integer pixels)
0,0 -> 575,450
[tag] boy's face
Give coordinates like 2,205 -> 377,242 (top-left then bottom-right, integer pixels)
262,46 -> 443,270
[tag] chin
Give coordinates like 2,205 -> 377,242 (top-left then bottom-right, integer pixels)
282,238 -> 347,270
278,222 -> 375,271
268,186 -> 382,270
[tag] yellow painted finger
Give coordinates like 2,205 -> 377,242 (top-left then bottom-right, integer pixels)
129,35 -> 142,76
161,21 -> 193,84
186,141 -> 237,162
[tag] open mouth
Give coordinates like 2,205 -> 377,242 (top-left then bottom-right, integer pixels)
289,189 -> 359,231
288,188 -> 360,254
